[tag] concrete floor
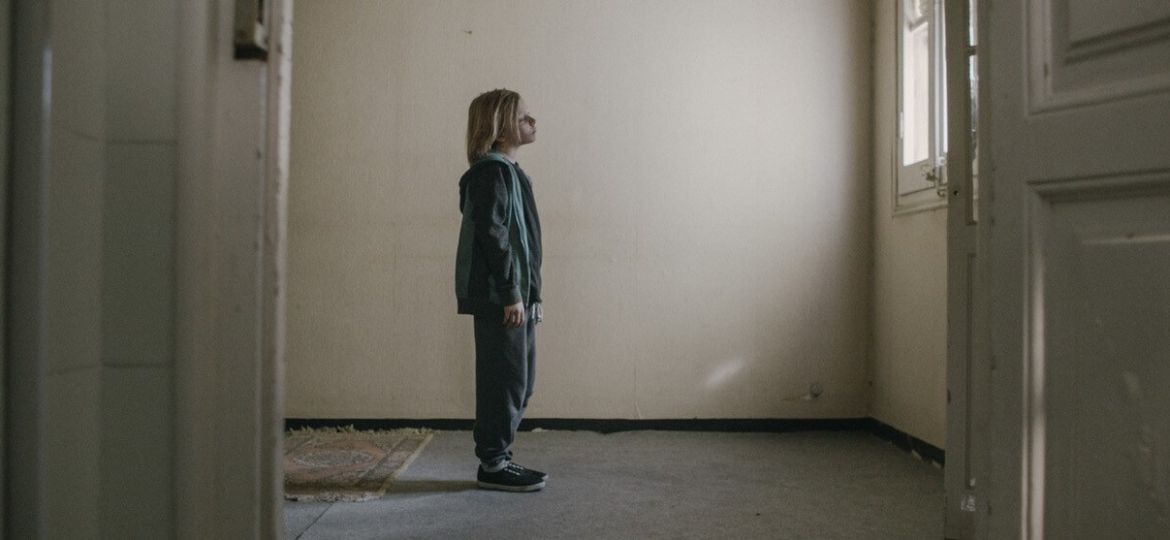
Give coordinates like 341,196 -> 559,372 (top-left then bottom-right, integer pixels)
285,430 -> 944,539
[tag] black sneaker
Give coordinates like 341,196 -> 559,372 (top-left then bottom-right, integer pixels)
506,462 -> 548,480
477,462 -> 546,492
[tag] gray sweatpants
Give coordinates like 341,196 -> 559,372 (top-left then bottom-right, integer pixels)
472,306 -> 536,467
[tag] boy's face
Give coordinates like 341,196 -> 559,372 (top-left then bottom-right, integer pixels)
515,100 -> 536,146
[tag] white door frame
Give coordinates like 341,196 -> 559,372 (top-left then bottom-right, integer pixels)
944,1 -> 996,538
260,0 -> 294,534
0,0 -> 11,534
5,1 -> 51,536
173,0 -> 291,537
944,0 -> 980,537
2,1 -> 291,536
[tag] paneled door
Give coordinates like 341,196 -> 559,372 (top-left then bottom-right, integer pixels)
983,0 -> 1170,538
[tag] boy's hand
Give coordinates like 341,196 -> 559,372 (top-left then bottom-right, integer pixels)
533,303 -> 543,325
503,302 -> 525,328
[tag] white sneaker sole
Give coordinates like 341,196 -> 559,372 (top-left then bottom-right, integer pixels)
477,480 -> 546,492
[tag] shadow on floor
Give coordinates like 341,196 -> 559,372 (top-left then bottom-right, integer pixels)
387,480 -> 479,494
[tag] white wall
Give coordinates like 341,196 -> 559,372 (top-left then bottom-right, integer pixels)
287,0 -> 874,420
868,0 -> 948,448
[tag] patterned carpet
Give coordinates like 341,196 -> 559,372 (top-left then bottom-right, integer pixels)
284,428 -> 433,502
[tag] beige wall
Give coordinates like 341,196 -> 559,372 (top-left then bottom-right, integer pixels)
868,0 -> 947,448
287,0 -> 874,419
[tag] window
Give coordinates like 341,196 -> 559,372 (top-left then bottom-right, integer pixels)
895,0 -> 948,213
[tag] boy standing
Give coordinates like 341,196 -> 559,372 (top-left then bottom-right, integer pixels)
455,89 -> 546,492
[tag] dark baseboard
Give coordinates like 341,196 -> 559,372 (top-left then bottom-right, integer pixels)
863,417 -> 945,467
519,417 -> 874,433
287,418 -> 476,432
285,417 -> 870,433
284,416 -> 944,466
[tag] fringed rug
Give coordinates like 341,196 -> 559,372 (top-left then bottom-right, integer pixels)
284,427 -> 433,502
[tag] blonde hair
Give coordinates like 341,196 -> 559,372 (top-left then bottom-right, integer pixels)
466,89 -> 522,164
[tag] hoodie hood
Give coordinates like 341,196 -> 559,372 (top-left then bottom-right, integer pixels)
459,159 -> 509,213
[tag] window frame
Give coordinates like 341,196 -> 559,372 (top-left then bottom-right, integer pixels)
894,0 -> 949,215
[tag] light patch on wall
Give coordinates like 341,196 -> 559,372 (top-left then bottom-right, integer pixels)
705,357 -> 748,389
